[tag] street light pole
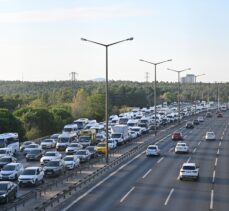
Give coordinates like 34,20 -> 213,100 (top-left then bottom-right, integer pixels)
167,68 -> 191,124
194,73 -> 205,115
81,37 -> 133,164
139,59 -> 172,136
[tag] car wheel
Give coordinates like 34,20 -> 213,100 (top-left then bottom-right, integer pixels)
14,191 -> 17,199
35,179 -> 38,186
14,174 -> 18,180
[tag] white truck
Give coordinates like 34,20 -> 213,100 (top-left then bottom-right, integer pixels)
111,125 -> 129,145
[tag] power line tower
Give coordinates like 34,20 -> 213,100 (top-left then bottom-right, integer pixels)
69,72 -> 78,81
145,72 -> 150,82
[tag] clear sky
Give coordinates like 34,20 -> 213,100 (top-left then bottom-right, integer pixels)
0,0 -> 228,82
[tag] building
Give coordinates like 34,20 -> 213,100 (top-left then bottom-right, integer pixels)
181,74 -> 195,83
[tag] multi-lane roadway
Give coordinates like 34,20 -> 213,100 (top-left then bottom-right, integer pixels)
62,112 -> 229,211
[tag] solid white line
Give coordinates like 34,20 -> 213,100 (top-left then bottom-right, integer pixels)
186,156 -> 191,163
62,150 -> 144,211
169,147 -> 174,152
217,149 -> 220,155
212,170 -> 216,183
210,190 -> 214,210
219,141 -> 222,147
164,188 -> 174,206
120,186 -> 135,203
157,157 -> 164,164
215,158 -> 218,167
198,141 -> 201,145
142,169 -> 152,179
193,148 -> 197,153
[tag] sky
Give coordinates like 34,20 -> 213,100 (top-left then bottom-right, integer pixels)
0,0 -> 228,82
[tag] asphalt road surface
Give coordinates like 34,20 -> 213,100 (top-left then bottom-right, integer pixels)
63,112 -> 229,211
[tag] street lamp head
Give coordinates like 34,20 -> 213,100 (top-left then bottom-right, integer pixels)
127,37 -> 134,41
81,38 -> 87,41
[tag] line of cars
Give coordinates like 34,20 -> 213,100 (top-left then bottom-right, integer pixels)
145,110 -> 222,181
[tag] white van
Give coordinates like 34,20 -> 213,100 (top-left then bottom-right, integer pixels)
62,124 -> 78,136
56,133 -> 77,151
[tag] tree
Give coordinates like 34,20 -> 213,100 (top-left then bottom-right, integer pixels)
0,109 -> 25,138
72,88 -> 89,119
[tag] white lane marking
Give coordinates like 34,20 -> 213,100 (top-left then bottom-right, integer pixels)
120,186 -> 135,203
177,175 -> 180,180
212,170 -> 216,183
155,134 -> 171,145
157,157 -> 164,164
193,148 -> 197,153
217,149 -> 220,155
186,156 -> 191,163
219,141 -> 222,147
62,150 -> 145,211
221,136 -> 223,140
210,190 -> 214,210
215,158 -> 218,167
198,141 -> 201,145
169,147 -> 174,152
142,169 -> 152,179
164,188 -> 174,206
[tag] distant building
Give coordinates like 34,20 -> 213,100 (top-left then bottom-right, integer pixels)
181,74 -> 195,83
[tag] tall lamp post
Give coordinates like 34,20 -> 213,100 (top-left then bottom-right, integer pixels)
139,59 -> 172,136
81,37 -> 133,164
167,68 -> 191,124
194,73 -> 205,115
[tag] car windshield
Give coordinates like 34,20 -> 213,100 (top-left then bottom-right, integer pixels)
63,128 -> 73,132
47,161 -> 59,167
111,134 -> 121,138
79,136 -> 90,142
22,169 -> 36,175
28,150 -> 40,154
148,146 -> 157,150
131,128 -> 140,132
0,183 -> 7,191
27,145 -> 38,148
207,132 -> 214,136
2,165 -> 16,171
64,157 -> 73,161
24,142 -> 33,146
58,138 -> 69,143
42,139 -> 53,143
0,158 -> 11,162
183,166 -> 195,170
98,144 -> 106,147
86,147 -> 95,151
69,144 -> 79,147
177,144 -> 186,147
77,151 -> 86,155
45,152 -> 56,156
0,150 -> 6,154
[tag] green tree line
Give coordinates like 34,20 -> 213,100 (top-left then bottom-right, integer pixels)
0,80 -> 228,140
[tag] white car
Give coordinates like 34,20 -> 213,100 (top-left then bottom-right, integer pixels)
179,162 -> 199,181
146,145 -> 160,156
18,167 -> 44,187
205,132 -> 216,141
0,148 -> 13,158
40,139 -> 56,149
63,155 -> 80,170
175,142 -> 189,153
76,150 -> 91,162
197,116 -> 204,122
0,163 -> 24,180
40,151 -> 62,165
65,143 -> 83,155
108,139 -> 117,149
129,131 -> 138,139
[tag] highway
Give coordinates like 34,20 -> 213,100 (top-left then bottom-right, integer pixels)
61,112 -> 229,211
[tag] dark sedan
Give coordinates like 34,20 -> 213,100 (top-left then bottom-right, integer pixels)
0,181 -> 17,203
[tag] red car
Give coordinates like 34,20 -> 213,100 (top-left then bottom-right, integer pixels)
172,132 -> 183,141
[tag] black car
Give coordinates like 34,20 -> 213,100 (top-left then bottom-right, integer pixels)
206,112 -> 212,118
43,160 -> 66,177
186,121 -> 194,129
0,181 -> 17,203
193,119 -> 199,125
26,149 -> 44,161
0,156 -> 17,169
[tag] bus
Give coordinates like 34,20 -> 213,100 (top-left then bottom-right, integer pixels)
0,133 -> 19,154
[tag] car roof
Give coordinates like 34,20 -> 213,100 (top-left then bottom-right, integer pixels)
5,162 -> 20,166
148,145 -> 158,147
183,162 -> 195,166
25,167 -> 40,170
